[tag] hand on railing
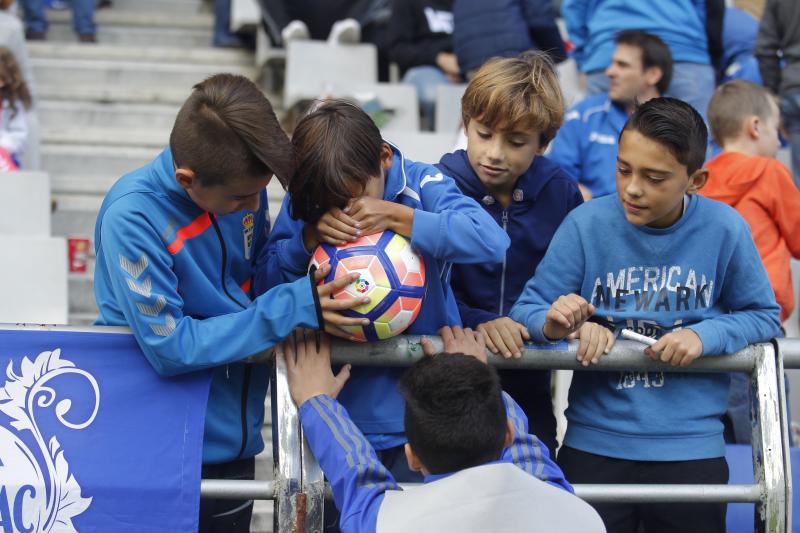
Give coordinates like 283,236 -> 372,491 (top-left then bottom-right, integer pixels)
276,329 -> 352,407
645,329 -> 703,367
573,322 -> 616,367
543,294 -> 595,340
421,326 -> 487,364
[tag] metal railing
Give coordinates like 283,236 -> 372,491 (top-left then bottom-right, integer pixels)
197,336 -> 799,533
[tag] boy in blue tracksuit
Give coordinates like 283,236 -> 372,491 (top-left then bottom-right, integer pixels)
261,100 -> 510,478
276,327 -> 603,533
93,75 -> 366,532
438,53 -> 582,453
510,97 -> 782,532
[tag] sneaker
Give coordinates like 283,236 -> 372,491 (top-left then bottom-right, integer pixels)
328,18 -> 360,45
78,33 -> 97,43
281,20 -> 309,45
25,30 -> 46,41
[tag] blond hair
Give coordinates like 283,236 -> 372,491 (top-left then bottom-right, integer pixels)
708,80 -> 775,146
461,52 -> 564,146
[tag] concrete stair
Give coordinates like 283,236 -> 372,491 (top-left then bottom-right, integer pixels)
35,3 -> 278,527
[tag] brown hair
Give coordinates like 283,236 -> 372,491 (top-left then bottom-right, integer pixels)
169,73 -> 294,187
461,52 -> 564,146
0,48 -> 31,118
288,99 -> 383,223
708,80 -> 775,146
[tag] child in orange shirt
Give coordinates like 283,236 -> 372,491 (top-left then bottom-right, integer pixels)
703,79 -> 800,443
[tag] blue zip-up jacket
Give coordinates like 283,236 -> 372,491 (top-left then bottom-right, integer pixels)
261,144 -> 510,449
437,150 -> 582,326
94,147 -> 320,464
721,7 -> 762,84
510,195 -> 781,461
562,0 -> 710,73
453,0 -> 566,75
300,391 -> 573,533
547,93 -> 627,198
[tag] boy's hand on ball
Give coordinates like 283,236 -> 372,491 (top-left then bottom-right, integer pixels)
313,207 -> 362,246
346,197 -> 413,237
477,317 -> 529,359
316,270 -> 371,340
575,322 -> 615,366
543,294 -> 595,340
645,329 -> 703,367
278,329 -> 351,407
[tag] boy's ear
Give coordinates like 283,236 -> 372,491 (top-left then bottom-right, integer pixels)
687,168 -> 709,194
504,419 -> 515,448
404,443 -> 424,473
746,115 -> 760,140
175,167 -> 197,191
380,143 -> 393,171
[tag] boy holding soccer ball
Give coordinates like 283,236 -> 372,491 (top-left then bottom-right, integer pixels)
261,99 -> 510,481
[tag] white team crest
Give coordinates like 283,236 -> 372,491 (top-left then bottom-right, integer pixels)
0,349 -> 99,531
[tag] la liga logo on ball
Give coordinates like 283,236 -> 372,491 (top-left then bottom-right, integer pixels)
310,230 -> 426,342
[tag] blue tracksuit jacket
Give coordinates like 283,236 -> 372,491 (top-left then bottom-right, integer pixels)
261,144 -> 510,449
94,147 -> 321,464
547,93 -> 628,198
300,391 -> 573,533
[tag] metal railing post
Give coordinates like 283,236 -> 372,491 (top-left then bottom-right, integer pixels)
751,342 -> 788,532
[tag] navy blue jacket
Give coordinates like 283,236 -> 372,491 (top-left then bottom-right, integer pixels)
437,150 -> 582,330
453,0 -> 566,74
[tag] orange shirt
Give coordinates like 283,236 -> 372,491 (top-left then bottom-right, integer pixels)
703,151 -> 800,321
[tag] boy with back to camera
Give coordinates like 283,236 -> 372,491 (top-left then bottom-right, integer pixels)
276,326 -> 605,533
702,79 -> 800,443
262,100 -> 510,481
437,51 -> 583,454
510,97 -> 782,533
93,74 -> 366,532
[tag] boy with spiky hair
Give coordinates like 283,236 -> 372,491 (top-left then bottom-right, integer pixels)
94,74 -> 365,531
511,97 -> 781,532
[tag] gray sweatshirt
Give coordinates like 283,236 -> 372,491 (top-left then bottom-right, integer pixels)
756,0 -> 800,94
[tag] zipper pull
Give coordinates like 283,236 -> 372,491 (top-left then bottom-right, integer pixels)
501,210 -> 509,228
226,364 -> 230,379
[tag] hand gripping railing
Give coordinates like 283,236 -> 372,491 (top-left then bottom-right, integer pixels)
199,337 -> 798,533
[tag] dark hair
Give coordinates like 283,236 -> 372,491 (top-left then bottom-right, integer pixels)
622,97 -> 708,175
0,47 -> 31,117
399,354 -> 507,474
708,80 -> 775,146
289,99 -> 383,223
615,30 -> 673,95
169,73 -> 294,187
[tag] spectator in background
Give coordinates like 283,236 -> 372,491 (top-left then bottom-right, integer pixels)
548,31 -> 672,199
452,0 -> 567,78
20,0 -> 96,42
0,0 -> 38,169
756,0 -> 800,188
388,0 -> 456,130
561,0 -> 723,119
721,7 -> 762,84
0,47 -> 31,167
259,0 -> 391,80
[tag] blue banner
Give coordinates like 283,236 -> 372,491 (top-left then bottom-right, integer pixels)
0,329 -> 211,533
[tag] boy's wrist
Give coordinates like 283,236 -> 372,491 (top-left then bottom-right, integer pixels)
302,223 -> 320,251
388,203 -> 414,237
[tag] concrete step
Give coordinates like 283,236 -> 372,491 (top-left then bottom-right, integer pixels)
28,42 -> 253,66
38,100 -> 178,131
46,24 -> 213,48
47,8 -> 213,29
32,58 -> 255,91
43,144 -> 160,176
37,84 -> 190,105
68,275 -> 97,315
42,126 -> 170,148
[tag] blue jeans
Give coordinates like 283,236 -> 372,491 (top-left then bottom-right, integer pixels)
586,62 -> 714,121
665,62 -> 715,122
780,88 -> 800,189
402,65 -> 451,131
22,0 -> 95,34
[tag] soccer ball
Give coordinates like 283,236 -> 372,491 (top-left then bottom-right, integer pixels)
310,230 -> 426,342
